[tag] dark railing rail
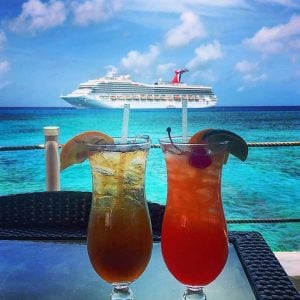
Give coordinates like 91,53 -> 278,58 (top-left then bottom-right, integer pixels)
1,141 -> 300,151
227,218 -> 300,224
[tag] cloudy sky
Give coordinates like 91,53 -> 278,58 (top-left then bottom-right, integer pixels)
0,0 -> 300,107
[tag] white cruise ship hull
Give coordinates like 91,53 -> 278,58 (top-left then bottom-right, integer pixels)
61,95 -> 216,109
60,71 -> 217,109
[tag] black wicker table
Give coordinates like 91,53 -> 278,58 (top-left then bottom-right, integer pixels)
0,193 -> 299,299
0,232 -> 299,300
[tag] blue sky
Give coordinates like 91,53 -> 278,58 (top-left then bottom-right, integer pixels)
0,0 -> 300,107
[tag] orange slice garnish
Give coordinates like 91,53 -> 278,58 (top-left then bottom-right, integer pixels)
60,131 -> 113,171
189,129 -> 214,144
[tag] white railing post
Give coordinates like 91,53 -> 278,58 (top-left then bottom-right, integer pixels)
44,126 -> 60,191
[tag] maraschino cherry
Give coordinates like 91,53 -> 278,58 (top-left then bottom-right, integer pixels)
166,127 -> 212,169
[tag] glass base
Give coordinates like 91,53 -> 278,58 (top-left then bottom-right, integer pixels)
111,283 -> 133,300
183,286 -> 206,300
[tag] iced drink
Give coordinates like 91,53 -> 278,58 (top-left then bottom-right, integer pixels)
160,136 -> 231,299
87,138 -> 153,285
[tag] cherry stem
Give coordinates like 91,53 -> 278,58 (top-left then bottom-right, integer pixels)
166,127 -> 173,144
166,127 -> 183,153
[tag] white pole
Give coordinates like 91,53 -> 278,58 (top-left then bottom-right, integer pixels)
44,126 -> 60,191
121,104 -> 130,144
182,100 -> 188,142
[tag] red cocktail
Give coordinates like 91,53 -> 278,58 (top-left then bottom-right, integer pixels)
160,137 -> 229,300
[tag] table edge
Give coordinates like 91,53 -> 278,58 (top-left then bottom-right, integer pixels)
229,231 -> 300,299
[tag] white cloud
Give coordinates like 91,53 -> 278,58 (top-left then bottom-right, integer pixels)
0,43 -> 10,89
157,63 -> 176,74
71,0 -> 122,25
156,63 -> 176,81
191,69 -> 218,83
235,60 -> 258,73
235,59 -> 267,92
187,40 -> 223,69
237,86 -> 245,92
9,0 -> 66,33
121,45 -> 160,74
244,15 -> 300,55
0,60 -> 10,75
0,31 -> 7,50
104,65 -> 118,76
237,70 -> 267,92
242,73 -> 267,83
165,11 -> 206,48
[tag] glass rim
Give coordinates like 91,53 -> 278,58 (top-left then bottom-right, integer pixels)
84,135 -> 151,151
159,136 -> 229,146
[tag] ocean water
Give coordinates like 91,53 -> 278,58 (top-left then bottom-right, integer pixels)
0,106 -> 300,251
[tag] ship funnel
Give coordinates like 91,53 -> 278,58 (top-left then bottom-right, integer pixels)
171,69 -> 189,84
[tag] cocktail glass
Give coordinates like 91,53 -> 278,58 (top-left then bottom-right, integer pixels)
159,137 -> 229,300
86,137 -> 153,300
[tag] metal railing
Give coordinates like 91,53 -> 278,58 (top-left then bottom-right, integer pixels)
2,140 -> 300,152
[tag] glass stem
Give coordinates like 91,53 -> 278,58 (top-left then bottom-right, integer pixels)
111,283 -> 133,300
183,286 -> 207,300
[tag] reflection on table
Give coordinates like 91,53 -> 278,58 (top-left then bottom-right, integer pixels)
0,240 -> 254,300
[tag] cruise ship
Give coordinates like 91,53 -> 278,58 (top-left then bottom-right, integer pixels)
60,69 -> 217,109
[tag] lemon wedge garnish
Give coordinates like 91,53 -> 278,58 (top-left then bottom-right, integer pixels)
60,131 -> 113,171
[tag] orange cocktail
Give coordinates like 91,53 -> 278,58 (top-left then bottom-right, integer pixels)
160,136 -> 230,299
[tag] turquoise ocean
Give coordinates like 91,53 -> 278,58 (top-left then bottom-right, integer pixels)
0,106 -> 299,251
